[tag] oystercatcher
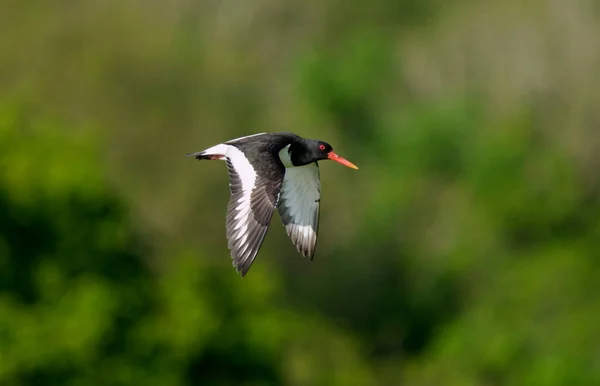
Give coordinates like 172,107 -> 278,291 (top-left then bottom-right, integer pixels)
187,132 -> 358,276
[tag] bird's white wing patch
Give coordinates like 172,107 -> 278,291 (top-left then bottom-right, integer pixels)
277,162 -> 320,259
225,146 -> 257,194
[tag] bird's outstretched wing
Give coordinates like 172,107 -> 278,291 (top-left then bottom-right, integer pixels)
224,146 -> 284,276
277,162 -> 320,259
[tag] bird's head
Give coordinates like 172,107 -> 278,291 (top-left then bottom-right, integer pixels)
290,139 -> 358,169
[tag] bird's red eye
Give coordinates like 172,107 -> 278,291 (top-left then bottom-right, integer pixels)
319,144 -> 326,150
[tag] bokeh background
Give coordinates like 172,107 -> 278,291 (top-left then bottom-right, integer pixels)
2,1 -> 600,385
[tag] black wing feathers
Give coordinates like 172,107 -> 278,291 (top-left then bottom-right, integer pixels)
224,156 -> 284,276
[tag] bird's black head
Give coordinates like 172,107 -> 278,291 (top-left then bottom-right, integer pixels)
289,139 -> 358,169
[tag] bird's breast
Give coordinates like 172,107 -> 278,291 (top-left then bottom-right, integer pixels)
278,144 -> 294,168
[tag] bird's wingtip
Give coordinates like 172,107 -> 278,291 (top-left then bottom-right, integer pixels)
233,259 -> 249,278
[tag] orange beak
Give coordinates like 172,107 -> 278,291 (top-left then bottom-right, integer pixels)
327,151 -> 359,170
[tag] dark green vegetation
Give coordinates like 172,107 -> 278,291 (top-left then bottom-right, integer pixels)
1,1 -> 599,384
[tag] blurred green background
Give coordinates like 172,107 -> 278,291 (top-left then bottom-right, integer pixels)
2,1 -> 600,385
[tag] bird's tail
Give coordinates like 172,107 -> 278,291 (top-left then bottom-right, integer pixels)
186,143 -> 228,160
186,151 -> 224,160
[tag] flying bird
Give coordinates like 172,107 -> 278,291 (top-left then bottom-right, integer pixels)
187,132 -> 358,276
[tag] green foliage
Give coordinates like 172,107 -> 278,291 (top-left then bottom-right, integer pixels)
0,102 -> 373,385
2,0 -> 600,384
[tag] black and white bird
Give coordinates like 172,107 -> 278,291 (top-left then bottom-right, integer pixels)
187,132 -> 358,276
